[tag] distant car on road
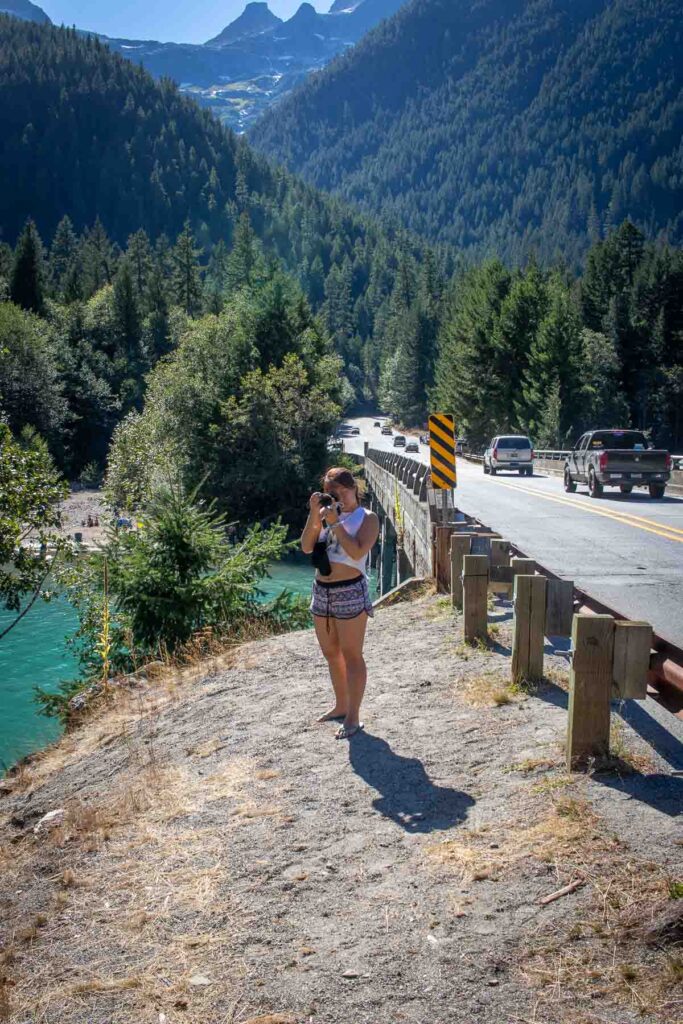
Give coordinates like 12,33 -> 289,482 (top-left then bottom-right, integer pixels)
381,426 -> 393,436
350,427 -> 360,435
393,435 -> 406,447
374,421 -> 381,427
564,430 -> 671,498
405,440 -> 419,453
484,435 -> 534,476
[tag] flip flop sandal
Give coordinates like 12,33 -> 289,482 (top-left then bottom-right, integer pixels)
335,722 -> 364,740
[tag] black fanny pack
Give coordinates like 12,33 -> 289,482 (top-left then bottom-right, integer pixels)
311,539 -> 332,576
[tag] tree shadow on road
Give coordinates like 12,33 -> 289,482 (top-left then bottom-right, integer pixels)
348,731 -> 475,833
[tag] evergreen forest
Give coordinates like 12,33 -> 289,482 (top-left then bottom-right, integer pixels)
252,0 -> 683,267
0,12 -> 682,533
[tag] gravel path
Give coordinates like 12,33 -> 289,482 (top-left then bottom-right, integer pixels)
1,592 -> 681,1024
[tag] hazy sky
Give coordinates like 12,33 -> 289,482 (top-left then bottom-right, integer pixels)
40,2 -> 330,44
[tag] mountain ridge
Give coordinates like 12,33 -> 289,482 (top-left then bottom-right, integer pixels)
251,0 -> 683,266
0,0 -> 50,24
95,1 -> 406,131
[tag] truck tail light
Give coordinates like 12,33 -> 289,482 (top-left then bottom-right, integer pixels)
599,451 -> 609,471
665,453 -> 672,471
493,447 -> 498,460
531,449 -> 535,460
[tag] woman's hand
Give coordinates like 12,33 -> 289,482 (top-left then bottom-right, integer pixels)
324,504 -> 340,526
309,491 -> 323,512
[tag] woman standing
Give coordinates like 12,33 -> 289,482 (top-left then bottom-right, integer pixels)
301,467 -> 379,739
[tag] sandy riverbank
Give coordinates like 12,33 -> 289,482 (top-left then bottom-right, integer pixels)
57,489 -> 109,547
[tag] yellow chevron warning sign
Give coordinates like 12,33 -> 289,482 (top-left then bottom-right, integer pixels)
429,413 -> 457,490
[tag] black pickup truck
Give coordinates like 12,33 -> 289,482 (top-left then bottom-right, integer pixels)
564,430 -> 671,498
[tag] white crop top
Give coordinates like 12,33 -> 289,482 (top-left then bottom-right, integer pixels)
321,505 -> 370,575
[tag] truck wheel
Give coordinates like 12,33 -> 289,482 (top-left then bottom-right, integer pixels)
588,469 -> 603,498
483,462 -> 489,475
648,484 -> 665,499
525,467 -> 533,477
490,466 -> 497,477
619,485 -> 633,494
518,468 -> 525,476
564,468 -> 576,493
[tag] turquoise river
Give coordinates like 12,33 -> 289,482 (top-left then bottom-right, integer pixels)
0,556 -> 378,770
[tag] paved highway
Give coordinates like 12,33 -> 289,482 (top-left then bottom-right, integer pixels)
340,416 -> 683,648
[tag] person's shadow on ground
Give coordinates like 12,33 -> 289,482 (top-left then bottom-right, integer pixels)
348,731 -> 475,833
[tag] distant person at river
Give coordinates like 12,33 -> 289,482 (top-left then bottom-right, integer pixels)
301,468 -> 379,739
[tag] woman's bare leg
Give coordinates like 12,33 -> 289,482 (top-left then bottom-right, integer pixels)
335,613 -> 369,733
313,615 -> 349,720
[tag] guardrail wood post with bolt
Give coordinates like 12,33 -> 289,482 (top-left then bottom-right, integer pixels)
511,574 -> 547,684
463,554 -> 489,643
612,621 -> 652,700
566,614 -> 615,769
450,535 -> 472,610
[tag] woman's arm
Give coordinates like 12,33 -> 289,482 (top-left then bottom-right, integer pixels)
327,511 -> 379,560
301,493 -> 323,554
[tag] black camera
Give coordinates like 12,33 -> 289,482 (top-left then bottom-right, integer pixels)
319,494 -> 342,515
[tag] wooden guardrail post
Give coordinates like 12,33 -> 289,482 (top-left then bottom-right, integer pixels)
511,575 -> 547,684
463,554 -> 489,642
511,556 -> 535,580
566,614 -> 615,769
450,534 -> 472,610
490,539 -> 511,567
612,621 -> 652,700
545,579 -> 574,637
435,526 -> 454,593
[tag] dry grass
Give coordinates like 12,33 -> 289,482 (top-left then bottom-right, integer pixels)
522,860 -> 682,1021
454,671 -> 527,708
0,748 -> 285,1023
429,789 -> 681,1021
426,793 -> 604,883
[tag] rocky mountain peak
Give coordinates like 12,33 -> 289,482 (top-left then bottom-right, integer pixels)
206,2 -> 282,48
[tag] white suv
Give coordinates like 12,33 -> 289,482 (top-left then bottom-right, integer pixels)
484,435 -> 534,476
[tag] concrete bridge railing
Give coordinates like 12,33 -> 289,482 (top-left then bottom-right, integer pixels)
364,448 -> 434,590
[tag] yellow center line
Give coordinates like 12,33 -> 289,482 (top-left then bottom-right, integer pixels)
492,479 -> 683,545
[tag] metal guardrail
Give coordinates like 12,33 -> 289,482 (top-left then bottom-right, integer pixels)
467,450 -> 683,469
534,449 -> 570,461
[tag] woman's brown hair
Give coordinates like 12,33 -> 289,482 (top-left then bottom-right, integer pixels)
323,467 -> 360,503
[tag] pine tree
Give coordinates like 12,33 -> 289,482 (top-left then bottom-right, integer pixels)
81,218 -> 116,295
113,260 -> 142,360
10,219 -> 45,314
49,215 -> 78,297
126,229 -> 154,297
171,221 -> 203,316
225,212 -> 258,294
522,275 -> 582,444
430,261 -> 511,444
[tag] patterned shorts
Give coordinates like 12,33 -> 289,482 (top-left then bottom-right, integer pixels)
310,575 -> 374,624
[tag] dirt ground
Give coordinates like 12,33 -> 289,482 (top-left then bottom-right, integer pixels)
1,591 -> 681,1024
57,489 -> 109,546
